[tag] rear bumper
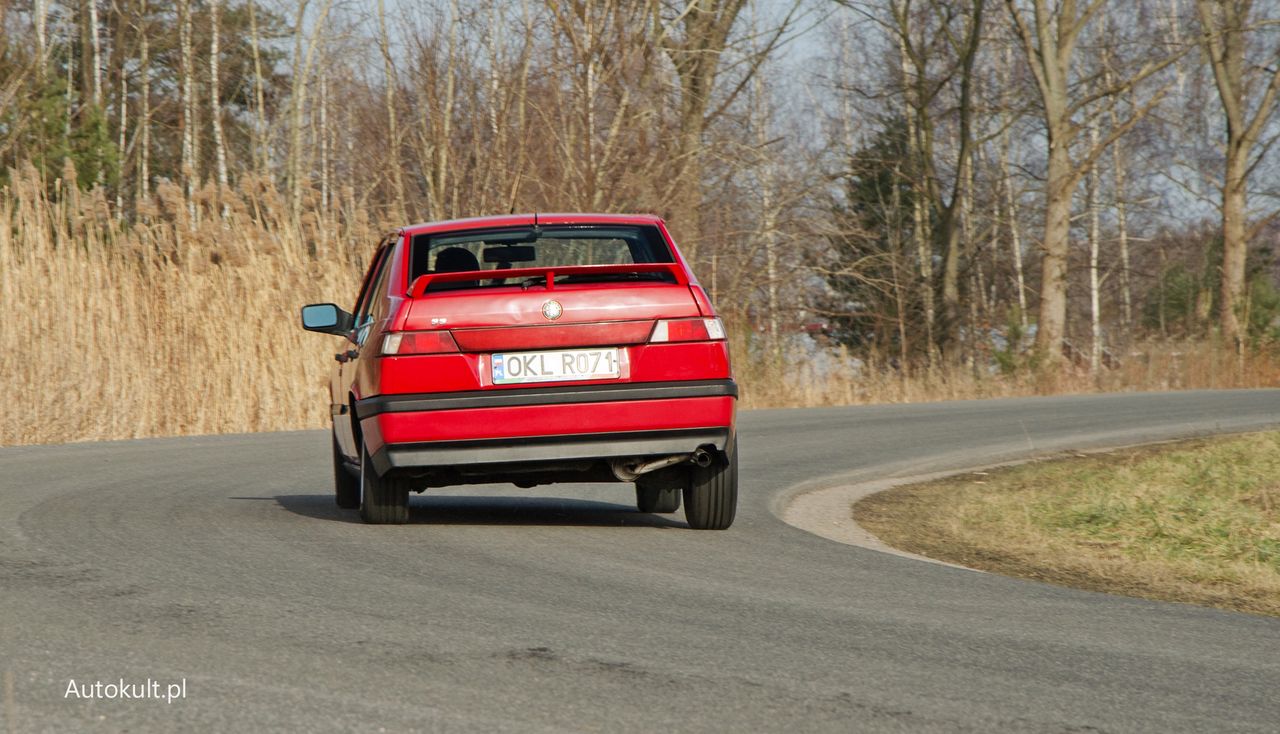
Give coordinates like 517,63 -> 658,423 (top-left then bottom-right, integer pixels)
370,428 -> 731,476
356,380 -> 737,474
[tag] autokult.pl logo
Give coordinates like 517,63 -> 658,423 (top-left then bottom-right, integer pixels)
65,678 -> 187,703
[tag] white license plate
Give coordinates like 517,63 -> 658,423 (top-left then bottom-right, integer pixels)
491,348 -> 621,385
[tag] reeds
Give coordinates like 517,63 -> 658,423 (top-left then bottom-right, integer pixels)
2,164 -> 376,446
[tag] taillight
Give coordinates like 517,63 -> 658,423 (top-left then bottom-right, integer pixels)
381,330 -> 460,355
649,318 -> 726,343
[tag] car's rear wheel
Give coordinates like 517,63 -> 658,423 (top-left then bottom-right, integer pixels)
359,442 -> 409,524
635,473 -> 682,514
683,438 -> 737,530
333,434 -> 360,509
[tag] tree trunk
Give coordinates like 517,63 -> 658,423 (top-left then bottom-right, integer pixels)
1113,140 -> 1132,332
178,0 -> 196,220
115,70 -> 127,216
137,0 -> 150,203
1000,133 -> 1028,327
35,0 -> 47,81
319,67 -> 329,210
661,0 -> 750,264
210,0 -> 230,210
248,0 -> 268,177
1037,140 -> 1074,361
1087,121 -> 1102,375
1004,0 -> 1171,365
936,0 -> 985,361
1220,151 -> 1249,351
287,0 -> 334,224
754,70 -> 780,362
88,0 -> 102,107
896,21 -> 934,361
1195,0 -> 1280,353
939,151 -> 966,361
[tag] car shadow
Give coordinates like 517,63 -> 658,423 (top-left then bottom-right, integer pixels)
270,492 -> 688,528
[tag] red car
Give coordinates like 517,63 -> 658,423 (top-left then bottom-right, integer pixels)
300,213 -> 738,528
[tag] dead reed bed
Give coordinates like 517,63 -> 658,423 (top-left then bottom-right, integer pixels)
2,164 -> 1277,446
734,338 -> 1280,410
2,163 -> 376,446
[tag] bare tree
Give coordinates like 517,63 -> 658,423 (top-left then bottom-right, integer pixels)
1194,0 -> 1280,352
378,0 -> 407,220
1003,0 -> 1179,365
248,0 -> 269,177
287,0 -> 335,223
660,0 -> 796,258
945,0 -> 987,360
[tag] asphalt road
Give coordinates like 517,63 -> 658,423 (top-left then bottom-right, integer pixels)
3,390 -> 1280,733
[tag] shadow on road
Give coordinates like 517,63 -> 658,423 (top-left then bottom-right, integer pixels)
269,492 -> 687,528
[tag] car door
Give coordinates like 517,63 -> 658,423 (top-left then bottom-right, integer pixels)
334,240 -> 393,459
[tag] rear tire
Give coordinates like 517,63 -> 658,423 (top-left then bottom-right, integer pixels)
333,435 -> 360,509
359,442 -> 409,524
635,481 -> 682,513
683,438 -> 737,530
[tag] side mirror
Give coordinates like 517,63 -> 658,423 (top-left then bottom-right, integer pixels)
300,303 -> 354,336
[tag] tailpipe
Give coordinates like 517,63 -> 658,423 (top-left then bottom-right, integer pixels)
610,454 -> 688,482
610,449 -> 716,481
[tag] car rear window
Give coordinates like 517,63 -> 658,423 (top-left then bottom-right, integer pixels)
409,225 -> 675,290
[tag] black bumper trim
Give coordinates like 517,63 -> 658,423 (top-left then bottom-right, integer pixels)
356,379 -> 737,419
371,428 -> 731,475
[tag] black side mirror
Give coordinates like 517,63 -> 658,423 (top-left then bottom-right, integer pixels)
300,303 -> 354,336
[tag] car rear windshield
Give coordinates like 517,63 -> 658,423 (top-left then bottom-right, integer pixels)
409,225 -> 675,291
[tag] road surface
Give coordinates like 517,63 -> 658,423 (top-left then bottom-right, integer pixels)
2,390 -> 1279,732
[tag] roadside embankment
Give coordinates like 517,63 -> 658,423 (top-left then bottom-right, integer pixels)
852,432 -> 1280,617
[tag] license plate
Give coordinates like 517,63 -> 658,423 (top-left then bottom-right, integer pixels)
491,348 -> 621,385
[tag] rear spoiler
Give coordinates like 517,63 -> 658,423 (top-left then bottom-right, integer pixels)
407,263 -> 687,297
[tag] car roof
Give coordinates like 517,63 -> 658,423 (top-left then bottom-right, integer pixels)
400,213 -> 665,238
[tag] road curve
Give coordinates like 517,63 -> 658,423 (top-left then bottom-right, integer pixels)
3,391 -> 1279,733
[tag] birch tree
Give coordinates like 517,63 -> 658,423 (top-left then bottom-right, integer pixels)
137,0 -> 151,203
35,0 -> 48,81
178,0 -> 197,217
210,0 -> 230,200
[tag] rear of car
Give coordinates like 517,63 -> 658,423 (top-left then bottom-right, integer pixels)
301,214 -> 738,528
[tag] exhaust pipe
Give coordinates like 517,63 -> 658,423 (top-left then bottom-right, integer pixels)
610,449 -> 716,481
610,454 -> 688,482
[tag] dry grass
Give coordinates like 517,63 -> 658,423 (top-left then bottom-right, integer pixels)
854,433 -> 1280,617
2,163 -> 377,445
3,163 -> 1279,446
734,339 -> 1280,409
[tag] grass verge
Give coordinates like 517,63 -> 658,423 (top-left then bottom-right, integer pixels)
853,432 -> 1280,617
